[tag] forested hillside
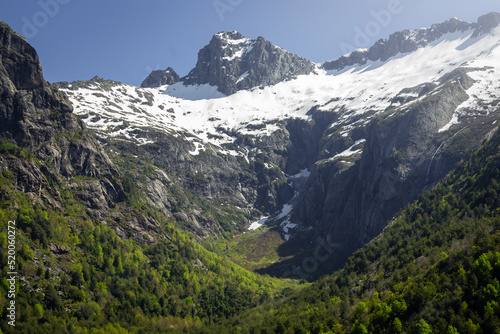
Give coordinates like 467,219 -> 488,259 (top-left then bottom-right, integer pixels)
188,129 -> 500,333
0,138 -> 295,333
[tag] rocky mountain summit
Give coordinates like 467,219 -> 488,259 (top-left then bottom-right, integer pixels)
181,31 -> 316,95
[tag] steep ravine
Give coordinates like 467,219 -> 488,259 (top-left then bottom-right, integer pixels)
262,67 -> 500,279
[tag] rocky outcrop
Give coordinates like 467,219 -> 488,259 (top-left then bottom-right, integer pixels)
472,12 -> 500,37
183,31 -> 316,95
0,22 -> 141,237
141,67 -> 180,88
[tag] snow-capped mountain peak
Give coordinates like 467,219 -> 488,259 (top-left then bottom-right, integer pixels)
212,31 -> 257,61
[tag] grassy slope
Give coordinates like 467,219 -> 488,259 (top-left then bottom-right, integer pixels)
225,227 -> 287,271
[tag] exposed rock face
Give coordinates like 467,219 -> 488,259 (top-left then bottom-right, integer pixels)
183,31 -> 316,95
0,23 -> 44,91
472,12 -> 500,37
0,22 -> 145,238
294,68 -> 493,273
103,118 -> 319,236
141,67 -> 180,88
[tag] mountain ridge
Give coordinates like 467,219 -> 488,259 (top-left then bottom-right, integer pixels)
322,15 -> 476,71
322,12 -> 500,71
58,12 -> 500,252
141,12 -> 500,96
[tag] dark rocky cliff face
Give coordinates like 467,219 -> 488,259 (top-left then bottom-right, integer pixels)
183,31 -> 316,95
86,114 -> 321,237
0,24 -> 103,172
0,23 -> 163,241
287,68 -> 498,276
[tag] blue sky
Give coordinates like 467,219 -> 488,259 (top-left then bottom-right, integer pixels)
0,0 -> 498,86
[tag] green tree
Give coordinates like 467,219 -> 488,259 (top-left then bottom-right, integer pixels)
464,319 -> 481,334
352,320 -> 368,334
416,319 -> 432,334
34,303 -> 44,319
475,254 -> 492,275
392,318 -> 403,333
44,284 -> 63,310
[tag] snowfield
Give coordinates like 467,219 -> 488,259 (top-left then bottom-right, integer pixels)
59,24 -> 500,236
63,26 -> 500,158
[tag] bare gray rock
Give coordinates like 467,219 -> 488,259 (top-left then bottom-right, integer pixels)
141,67 -> 180,88
183,31 -> 316,95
